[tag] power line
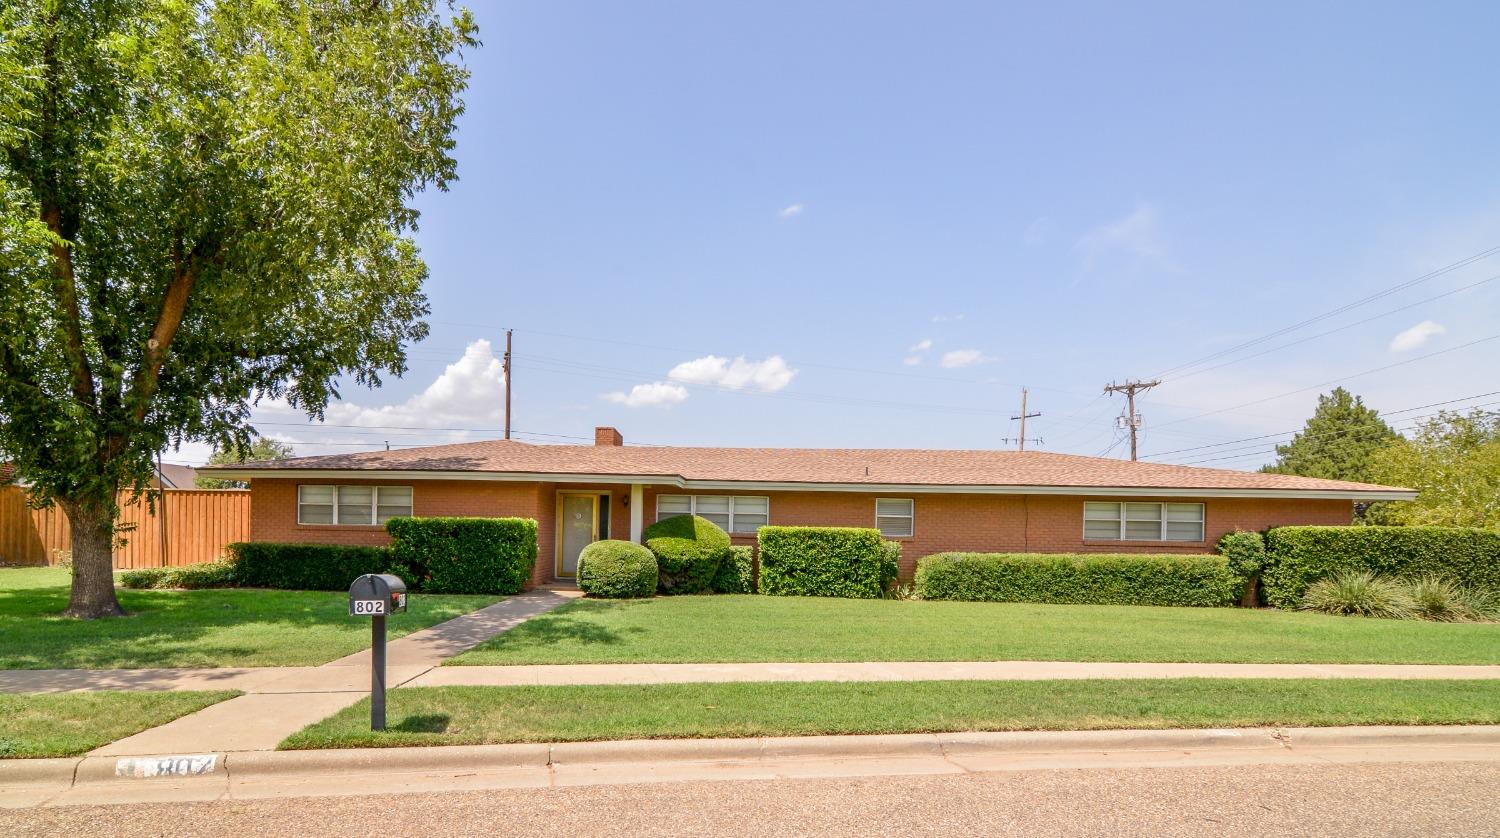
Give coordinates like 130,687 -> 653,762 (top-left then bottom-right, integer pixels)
1153,332 -> 1500,429
1152,243 -> 1500,380
1140,390 -> 1500,460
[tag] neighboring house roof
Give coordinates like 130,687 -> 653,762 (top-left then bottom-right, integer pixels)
155,463 -> 199,489
204,438 -> 1416,500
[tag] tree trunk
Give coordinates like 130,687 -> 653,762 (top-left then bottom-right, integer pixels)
1240,577 -> 1260,609
60,497 -> 125,619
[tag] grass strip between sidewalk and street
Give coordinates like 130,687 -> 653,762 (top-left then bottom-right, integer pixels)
0,567 -> 499,669
0,691 -> 240,758
280,679 -> 1500,750
448,595 -> 1500,666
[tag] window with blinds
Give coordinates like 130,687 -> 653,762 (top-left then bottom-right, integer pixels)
875,498 -> 915,537
1083,502 -> 1203,542
298,485 -> 414,526
655,495 -> 769,534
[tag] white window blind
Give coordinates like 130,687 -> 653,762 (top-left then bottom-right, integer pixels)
875,498 -> 915,537
298,485 -> 414,526
655,495 -> 770,534
1082,502 -> 1203,542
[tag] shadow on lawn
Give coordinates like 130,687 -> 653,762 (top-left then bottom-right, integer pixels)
391,714 -> 451,734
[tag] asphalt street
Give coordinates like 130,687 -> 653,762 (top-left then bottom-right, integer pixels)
4,759 -> 1496,837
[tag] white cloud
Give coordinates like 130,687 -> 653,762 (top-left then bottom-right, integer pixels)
602,381 -> 689,408
1023,216 -> 1051,246
779,203 -> 804,218
667,355 -> 797,392
1389,320 -> 1447,353
908,338 -> 933,352
930,313 -> 965,323
902,355 -> 924,367
316,339 -> 504,429
939,348 -> 997,368
1076,202 -> 1174,271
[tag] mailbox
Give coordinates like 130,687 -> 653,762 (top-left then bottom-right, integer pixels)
349,574 -> 407,617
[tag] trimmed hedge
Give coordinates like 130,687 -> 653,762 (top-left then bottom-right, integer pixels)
386,516 -> 537,595
758,526 -> 890,599
1262,526 -> 1500,609
119,561 -> 237,590
643,515 -> 730,594
712,545 -> 756,594
578,540 -> 658,599
1216,530 -> 1267,607
227,542 -> 393,591
914,552 -> 1239,607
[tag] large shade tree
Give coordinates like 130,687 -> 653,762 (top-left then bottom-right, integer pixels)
1261,388 -> 1398,484
1368,410 -> 1500,528
0,1 -> 476,617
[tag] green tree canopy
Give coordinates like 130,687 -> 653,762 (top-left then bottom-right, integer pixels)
1368,410 -> 1500,528
1262,388 -> 1398,484
0,0 -> 476,617
196,437 -> 296,489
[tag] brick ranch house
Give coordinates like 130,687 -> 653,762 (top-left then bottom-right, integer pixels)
204,426 -> 1416,587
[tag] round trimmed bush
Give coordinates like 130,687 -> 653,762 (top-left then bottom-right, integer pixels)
577,540 -> 658,599
643,514 -> 730,594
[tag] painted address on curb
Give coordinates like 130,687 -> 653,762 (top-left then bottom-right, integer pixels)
115,754 -> 218,778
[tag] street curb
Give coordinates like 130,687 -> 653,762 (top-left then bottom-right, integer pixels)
4,725 -> 1499,806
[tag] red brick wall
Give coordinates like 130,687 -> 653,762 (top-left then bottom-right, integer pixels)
250,478 -> 1353,583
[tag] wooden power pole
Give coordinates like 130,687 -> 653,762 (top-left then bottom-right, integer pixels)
1103,379 -> 1159,461
1008,388 -> 1042,451
503,329 -> 513,440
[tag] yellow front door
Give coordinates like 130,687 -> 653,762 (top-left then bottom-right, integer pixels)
556,494 -> 598,577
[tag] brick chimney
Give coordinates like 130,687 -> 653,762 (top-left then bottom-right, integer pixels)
594,426 -> 624,447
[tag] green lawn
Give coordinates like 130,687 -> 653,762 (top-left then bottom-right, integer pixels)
281,679 -> 1500,749
0,567 -> 498,669
0,691 -> 239,758
450,595 -> 1500,666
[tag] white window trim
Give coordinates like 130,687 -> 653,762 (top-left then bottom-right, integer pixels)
298,485 -> 414,526
875,498 -> 915,538
1082,501 -> 1204,543
654,494 -> 770,534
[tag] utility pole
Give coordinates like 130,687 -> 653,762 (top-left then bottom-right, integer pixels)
1008,387 -> 1042,451
502,329 -> 513,440
1103,379 -> 1159,461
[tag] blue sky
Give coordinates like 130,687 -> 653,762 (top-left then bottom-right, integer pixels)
181,1 -> 1500,468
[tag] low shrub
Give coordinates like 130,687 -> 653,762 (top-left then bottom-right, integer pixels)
1300,571 -> 1416,619
643,515 -> 730,594
712,545 -> 756,594
578,540 -> 658,599
1262,526 -> 1500,608
119,561 -> 236,590
914,552 -> 1239,607
227,542 -> 393,591
1216,530 -> 1266,607
1409,576 -> 1471,622
386,517 -> 537,595
878,541 -> 901,592
758,527 -> 890,599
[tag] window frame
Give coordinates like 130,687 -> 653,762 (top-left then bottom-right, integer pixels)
654,494 -> 771,534
1081,501 -> 1204,543
297,485 -> 414,526
875,498 -> 916,538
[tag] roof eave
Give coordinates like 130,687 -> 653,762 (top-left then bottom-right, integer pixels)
206,467 -> 1418,501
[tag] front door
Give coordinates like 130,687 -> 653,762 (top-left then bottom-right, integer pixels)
556,493 -> 599,577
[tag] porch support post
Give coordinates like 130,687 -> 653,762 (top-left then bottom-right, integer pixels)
629,483 -> 644,543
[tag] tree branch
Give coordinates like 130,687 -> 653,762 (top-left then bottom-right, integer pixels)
41,205 -> 97,410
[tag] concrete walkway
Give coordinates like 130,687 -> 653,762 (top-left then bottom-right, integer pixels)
88,589 -> 579,755
11,658 -> 1499,695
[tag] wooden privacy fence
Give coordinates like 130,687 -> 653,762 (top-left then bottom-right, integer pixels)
0,486 -> 250,569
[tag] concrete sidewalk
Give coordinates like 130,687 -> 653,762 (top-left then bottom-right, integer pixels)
86,589 -> 579,756
7,657 -> 1500,695
5,725 -> 1499,809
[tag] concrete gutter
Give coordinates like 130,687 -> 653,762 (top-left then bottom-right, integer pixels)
5,725 -> 1499,809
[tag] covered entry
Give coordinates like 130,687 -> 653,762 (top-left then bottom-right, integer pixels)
554,491 -> 612,578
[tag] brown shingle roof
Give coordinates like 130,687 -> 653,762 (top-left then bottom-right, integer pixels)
207,439 -> 1412,496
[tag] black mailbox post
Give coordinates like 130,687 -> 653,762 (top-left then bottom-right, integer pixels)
349,574 -> 407,730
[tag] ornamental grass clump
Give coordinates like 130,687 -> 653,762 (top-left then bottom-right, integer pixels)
1300,571 -> 1415,620
1409,576 -> 1471,622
